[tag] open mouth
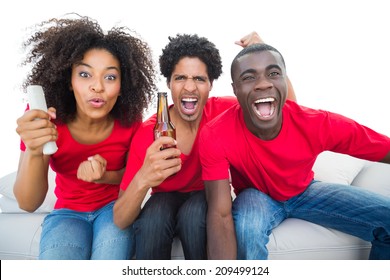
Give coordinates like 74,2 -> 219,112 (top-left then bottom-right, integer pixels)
253,97 -> 276,118
181,97 -> 198,114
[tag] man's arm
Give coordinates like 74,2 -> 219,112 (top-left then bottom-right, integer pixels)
286,78 -> 297,102
205,179 -> 237,259
113,136 -> 181,229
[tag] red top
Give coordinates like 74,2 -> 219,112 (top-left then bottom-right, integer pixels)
120,96 -> 237,193
200,100 -> 390,201
21,120 -> 140,211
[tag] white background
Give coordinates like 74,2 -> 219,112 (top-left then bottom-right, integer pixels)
1,0 -> 390,178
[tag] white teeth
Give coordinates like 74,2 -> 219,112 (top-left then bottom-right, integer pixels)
182,98 -> 197,102
254,97 -> 275,118
254,97 -> 275,103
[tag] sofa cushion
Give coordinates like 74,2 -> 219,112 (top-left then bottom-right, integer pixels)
0,213 -> 45,259
0,172 -> 19,199
0,196 -> 42,213
312,151 -> 366,185
0,169 -> 56,213
351,161 -> 390,196
267,218 -> 370,260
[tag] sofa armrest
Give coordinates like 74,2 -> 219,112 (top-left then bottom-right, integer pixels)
0,169 -> 56,213
0,213 -> 46,259
313,151 -> 366,185
352,161 -> 390,197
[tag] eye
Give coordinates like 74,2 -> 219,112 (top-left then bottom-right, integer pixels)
105,74 -> 117,81
194,76 -> 207,82
269,71 -> 280,77
79,71 -> 90,78
241,74 -> 256,81
174,75 -> 186,81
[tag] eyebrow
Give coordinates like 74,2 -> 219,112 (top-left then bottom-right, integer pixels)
173,74 -> 207,78
75,62 -> 120,71
239,68 -> 256,78
239,64 -> 283,78
266,64 -> 283,71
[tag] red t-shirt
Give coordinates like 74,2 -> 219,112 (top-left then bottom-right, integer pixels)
21,120 -> 140,211
200,100 -> 390,201
120,96 -> 237,193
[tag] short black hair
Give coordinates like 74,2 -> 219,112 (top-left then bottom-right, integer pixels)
159,34 -> 222,83
231,43 -> 286,80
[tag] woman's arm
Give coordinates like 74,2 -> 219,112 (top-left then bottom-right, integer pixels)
13,108 -> 56,212
14,151 -> 50,212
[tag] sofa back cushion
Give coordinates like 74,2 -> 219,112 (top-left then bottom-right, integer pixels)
0,169 -> 56,213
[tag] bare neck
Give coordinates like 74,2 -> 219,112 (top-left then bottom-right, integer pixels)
170,109 -> 202,155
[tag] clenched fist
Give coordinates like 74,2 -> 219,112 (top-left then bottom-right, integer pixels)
77,154 -> 107,182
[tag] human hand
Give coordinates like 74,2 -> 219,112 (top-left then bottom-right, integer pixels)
235,31 -> 264,47
77,154 -> 107,182
16,107 -> 57,156
136,136 -> 181,188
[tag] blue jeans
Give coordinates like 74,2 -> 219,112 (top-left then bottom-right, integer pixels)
232,181 -> 390,260
134,191 -> 207,259
39,201 -> 135,260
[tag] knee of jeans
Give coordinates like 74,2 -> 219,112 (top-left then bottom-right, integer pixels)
98,224 -> 134,242
234,214 -> 262,237
39,242 -> 90,260
233,205 -> 269,240
177,211 -> 206,238
177,202 -> 206,225
234,188 -> 260,205
94,234 -> 134,250
135,212 -> 175,236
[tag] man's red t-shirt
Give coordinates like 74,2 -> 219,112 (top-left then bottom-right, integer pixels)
200,100 -> 390,201
120,96 -> 237,193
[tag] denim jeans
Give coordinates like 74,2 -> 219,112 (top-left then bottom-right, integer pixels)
39,201 -> 135,260
134,191 -> 207,259
232,181 -> 390,260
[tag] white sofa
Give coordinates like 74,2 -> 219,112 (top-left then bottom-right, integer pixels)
1,151 -> 390,260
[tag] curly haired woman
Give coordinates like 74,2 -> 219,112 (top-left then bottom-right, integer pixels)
13,15 -> 156,259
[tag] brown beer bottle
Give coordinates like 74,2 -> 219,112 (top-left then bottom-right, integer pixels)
153,92 -> 176,150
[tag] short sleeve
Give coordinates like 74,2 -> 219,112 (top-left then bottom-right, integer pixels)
120,121 -> 153,191
199,123 -> 230,181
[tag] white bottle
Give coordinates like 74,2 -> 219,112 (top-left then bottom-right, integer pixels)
27,85 -> 58,155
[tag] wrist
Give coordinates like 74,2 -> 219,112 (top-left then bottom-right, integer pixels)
26,148 -> 46,158
133,172 -> 151,193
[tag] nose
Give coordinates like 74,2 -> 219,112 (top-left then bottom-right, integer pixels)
90,78 -> 104,93
183,77 -> 197,92
255,76 -> 273,91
